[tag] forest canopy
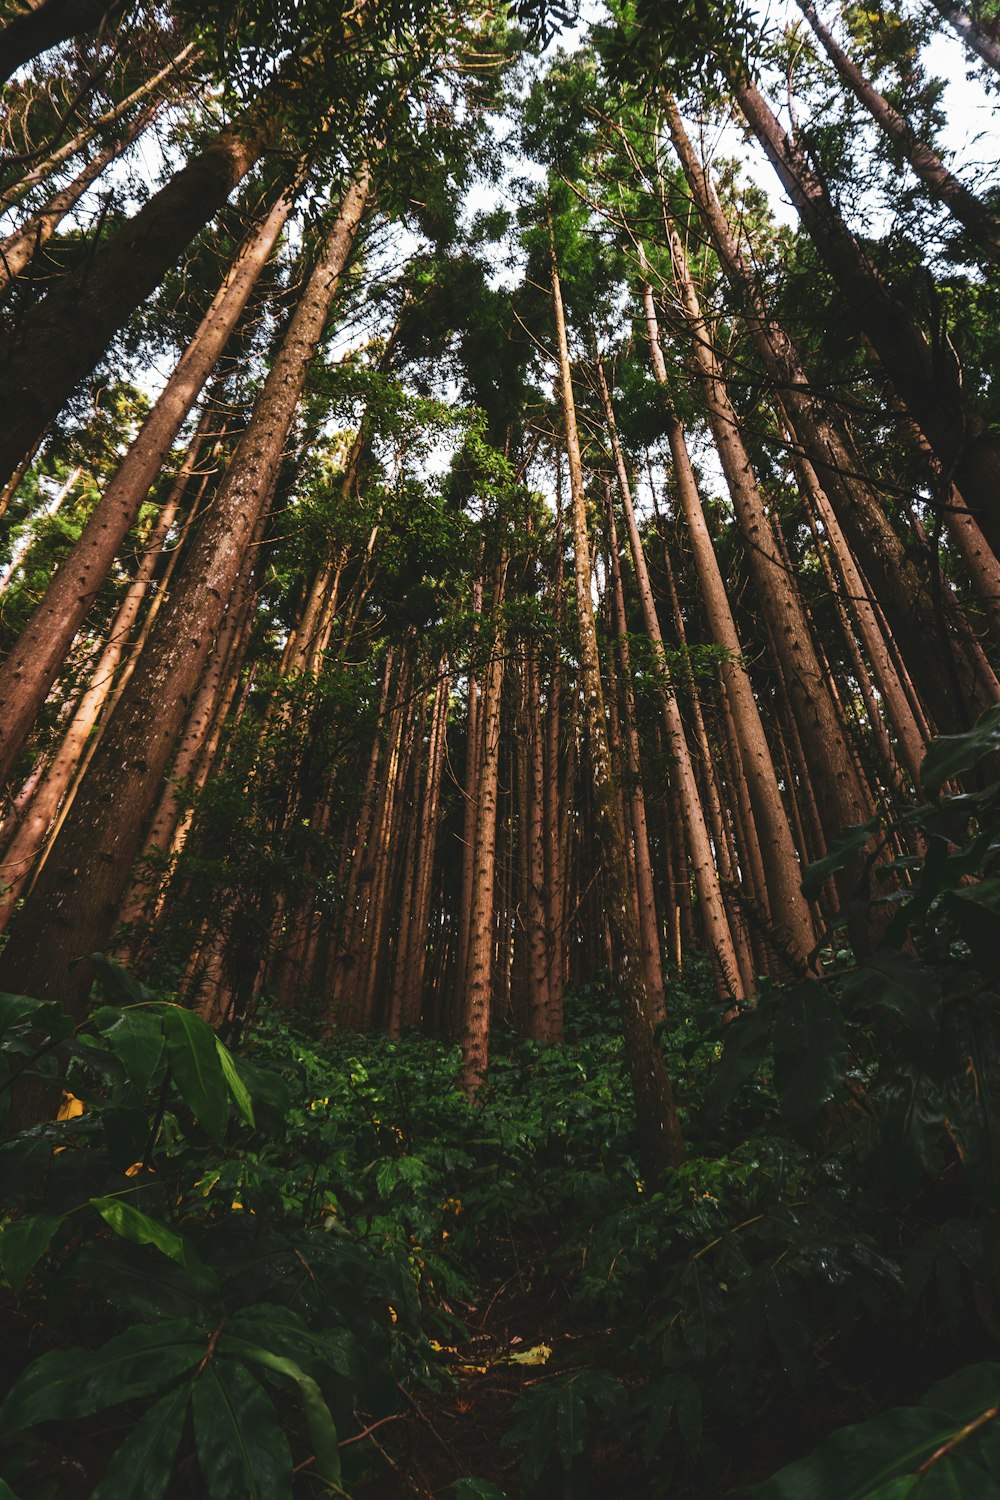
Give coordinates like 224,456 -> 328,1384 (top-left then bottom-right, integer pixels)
1,0 -> 1000,1494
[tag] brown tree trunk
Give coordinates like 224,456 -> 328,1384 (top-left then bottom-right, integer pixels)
731,77 -> 1000,559
0,181 -> 298,790
796,0 -> 1000,260
593,356 -> 743,1000
0,168 -> 370,1029
0,411 -> 218,930
929,0 -> 1000,75
0,0 -> 127,86
665,94 -> 997,734
551,238 -> 684,1177
0,98 -> 161,293
458,558 -> 507,1094
0,76 -> 289,490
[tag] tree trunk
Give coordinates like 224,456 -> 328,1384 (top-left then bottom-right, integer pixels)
0,167 -> 369,1029
593,355 -> 743,1001
731,77 -> 1000,559
0,98 -> 161,294
796,0 -> 1000,261
0,0 -> 127,87
665,94 -> 998,734
0,80 -> 287,490
551,237 -> 684,1177
458,558 -> 506,1095
0,181 -> 296,790
929,0 -> 1000,75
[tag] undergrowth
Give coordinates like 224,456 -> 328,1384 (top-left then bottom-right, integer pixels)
2,706 -> 1000,1496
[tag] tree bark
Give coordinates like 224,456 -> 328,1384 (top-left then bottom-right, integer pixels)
796,0 -> 1000,261
0,180 -> 297,791
0,167 -> 369,1026
0,0 -> 127,87
551,236 -> 685,1177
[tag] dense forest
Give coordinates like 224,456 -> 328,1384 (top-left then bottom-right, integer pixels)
1,0 -> 1000,1493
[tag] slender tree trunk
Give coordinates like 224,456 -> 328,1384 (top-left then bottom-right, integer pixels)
454,571 -> 483,1019
593,356 -> 743,999
0,78 -> 289,490
796,0 -> 1000,260
929,0 -> 1000,75
0,464 -> 80,592
551,238 -> 684,1176
0,99 -> 161,293
1,42 -> 197,212
0,167 -> 369,1029
398,663 -> 449,1030
665,94 -> 997,733
0,181 -> 297,790
654,228 -> 882,951
458,558 -> 507,1094
731,77 -> 1000,559
0,413 -> 217,929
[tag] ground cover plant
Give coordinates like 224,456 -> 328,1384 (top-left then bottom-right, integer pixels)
1,703 -> 999,1496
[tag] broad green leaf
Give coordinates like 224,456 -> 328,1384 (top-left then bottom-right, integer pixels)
91,1381 -> 190,1500
68,1242 -> 219,1324
801,815 -> 881,900
754,1403 -> 996,1499
772,984 -> 849,1139
555,1383 -> 588,1464
93,1007 -> 164,1092
90,1197 -> 202,1272
448,1483 -> 509,1499
0,1481 -> 22,1499
921,704 -> 1000,794
0,993 -> 47,1036
701,1006 -> 773,1123
0,1320 -> 204,1436
923,1364 -> 1000,1420
162,1006 -> 228,1144
0,1214 -> 62,1291
90,954 -> 159,1006
192,1359 -> 293,1500
216,1038 -> 255,1128
218,1334 -> 341,1484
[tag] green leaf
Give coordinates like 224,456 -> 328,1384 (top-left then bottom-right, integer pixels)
216,1038 -> 255,1129
217,1334 -> 341,1484
91,1381 -> 190,1500
93,1007 -> 164,1092
90,1197 -> 203,1272
0,1481 -> 23,1499
772,983 -> 849,1139
0,1214 -> 62,1291
90,953 -> 160,1006
162,1006 -> 228,1144
701,1006 -> 772,1123
801,815 -> 881,900
0,992 -> 47,1036
0,1320 -> 205,1436
921,704 -> 1000,794
192,1360 -> 293,1499
555,1382 -> 588,1466
753,1397 -> 1000,1499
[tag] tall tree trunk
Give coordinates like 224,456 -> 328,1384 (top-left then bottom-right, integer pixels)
730,77 -> 1000,559
0,77 -> 289,489
551,237 -> 685,1177
458,558 -> 506,1094
1,42 -> 197,213
0,181 -> 296,790
796,0 -> 1000,260
665,94 -> 997,734
605,496 -> 670,1023
0,0 -> 127,87
0,411 -> 217,930
0,97 -> 161,293
654,225 -> 881,951
928,0 -> 1000,75
593,356 -> 744,1000
655,402 -> 817,969
0,167 -> 369,1031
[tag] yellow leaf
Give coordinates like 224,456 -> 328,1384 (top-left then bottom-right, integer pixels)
57,1092 -> 84,1121
506,1344 -> 552,1366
